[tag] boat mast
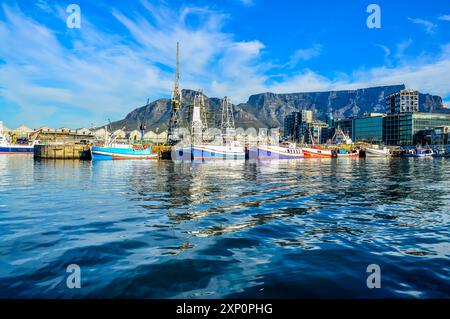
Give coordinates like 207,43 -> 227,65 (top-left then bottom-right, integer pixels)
139,98 -> 149,141
191,91 -> 204,143
220,96 -> 235,136
167,42 -> 183,145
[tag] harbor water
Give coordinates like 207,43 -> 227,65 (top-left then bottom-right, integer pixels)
0,155 -> 449,298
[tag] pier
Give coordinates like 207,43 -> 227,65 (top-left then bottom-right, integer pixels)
34,143 -> 91,160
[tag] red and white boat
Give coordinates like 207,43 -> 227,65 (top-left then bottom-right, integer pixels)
336,150 -> 360,158
302,147 -> 333,158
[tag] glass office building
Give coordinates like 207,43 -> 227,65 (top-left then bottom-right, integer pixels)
353,114 -> 385,143
383,113 -> 450,145
335,118 -> 354,141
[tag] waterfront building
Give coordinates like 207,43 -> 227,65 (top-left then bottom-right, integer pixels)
335,118 -> 354,141
283,112 -> 301,140
94,128 -> 110,139
301,110 -> 313,124
144,130 -> 167,143
353,113 -> 385,143
13,125 -> 33,138
383,112 -> 450,145
112,129 -> 126,139
35,127 -> 94,142
76,128 -> 93,136
283,110 -> 314,140
386,89 -> 419,114
128,130 -> 141,141
325,112 -> 334,128
297,120 -> 329,144
431,126 -> 450,145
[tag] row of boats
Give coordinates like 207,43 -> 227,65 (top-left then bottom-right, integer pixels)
91,142 -> 448,160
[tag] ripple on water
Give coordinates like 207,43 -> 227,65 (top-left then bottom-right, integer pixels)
0,156 -> 449,298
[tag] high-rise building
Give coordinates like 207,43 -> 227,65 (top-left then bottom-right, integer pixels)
283,112 -> 301,140
283,110 -> 314,140
301,110 -> 313,124
325,112 -> 334,128
297,120 -> 329,144
385,89 -> 419,114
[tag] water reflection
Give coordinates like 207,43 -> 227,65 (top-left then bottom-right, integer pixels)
0,156 -> 448,298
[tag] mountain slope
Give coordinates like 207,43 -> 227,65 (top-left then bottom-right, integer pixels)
109,85 -> 447,131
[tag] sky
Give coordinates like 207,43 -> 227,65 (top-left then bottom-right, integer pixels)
0,0 -> 449,129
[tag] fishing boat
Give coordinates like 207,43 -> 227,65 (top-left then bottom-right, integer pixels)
190,95 -> 245,161
91,124 -> 157,160
0,131 -> 35,154
404,148 -> 434,158
336,149 -> 360,158
302,146 -> 333,158
365,147 -> 391,157
192,141 -> 245,160
248,142 -> 304,159
91,144 -> 157,160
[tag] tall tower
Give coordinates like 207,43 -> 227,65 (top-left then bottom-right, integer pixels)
220,96 -> 235,135
167,42 -> 183,145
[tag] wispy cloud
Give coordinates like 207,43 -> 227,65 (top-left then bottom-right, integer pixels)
239,0 -> 254,7
288,44 -> 322,66
395,39 -> 413,59
0,1 -> 267,127
408,17 -> 437,34
438,15 -> 450,21
0,2 -> 449,129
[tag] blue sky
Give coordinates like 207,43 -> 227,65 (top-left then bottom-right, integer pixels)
0,0 -> 449,129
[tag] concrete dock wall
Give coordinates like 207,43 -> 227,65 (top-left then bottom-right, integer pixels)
34,143 -> 91,160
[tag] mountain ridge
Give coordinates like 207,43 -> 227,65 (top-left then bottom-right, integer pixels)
108,84 -> 448,132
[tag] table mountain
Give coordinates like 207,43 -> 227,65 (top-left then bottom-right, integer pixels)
108,84 -> 447,132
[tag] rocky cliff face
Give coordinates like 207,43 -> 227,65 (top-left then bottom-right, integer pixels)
109,85 -> 447,131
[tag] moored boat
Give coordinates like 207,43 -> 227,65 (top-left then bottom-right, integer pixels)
302,146 -> 333,158
91,144 -> 158,160
432,147 -> 449,157
365,147 -> 391,157
404,148 -> 434,158
192,142 -> 245,160
336,149 -> 360,158
248,142 -> 304,160
0,132 -> 35,154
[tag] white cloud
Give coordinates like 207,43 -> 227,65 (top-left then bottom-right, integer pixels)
0,2 -> 268,127
288,44 -> 322,66
438,15 -> 450,21
0,2 -> 449,129
408,17 -> 437,34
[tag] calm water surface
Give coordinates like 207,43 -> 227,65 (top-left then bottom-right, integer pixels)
0,155 -> 449,298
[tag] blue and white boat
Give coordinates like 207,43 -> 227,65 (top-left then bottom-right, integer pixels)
91,144 -> 158,160
404,148 -> 434,158
247,142 -> 304,160
187,93 -> 245,161
0,131 -> 35,154
192,142 -> 245,160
